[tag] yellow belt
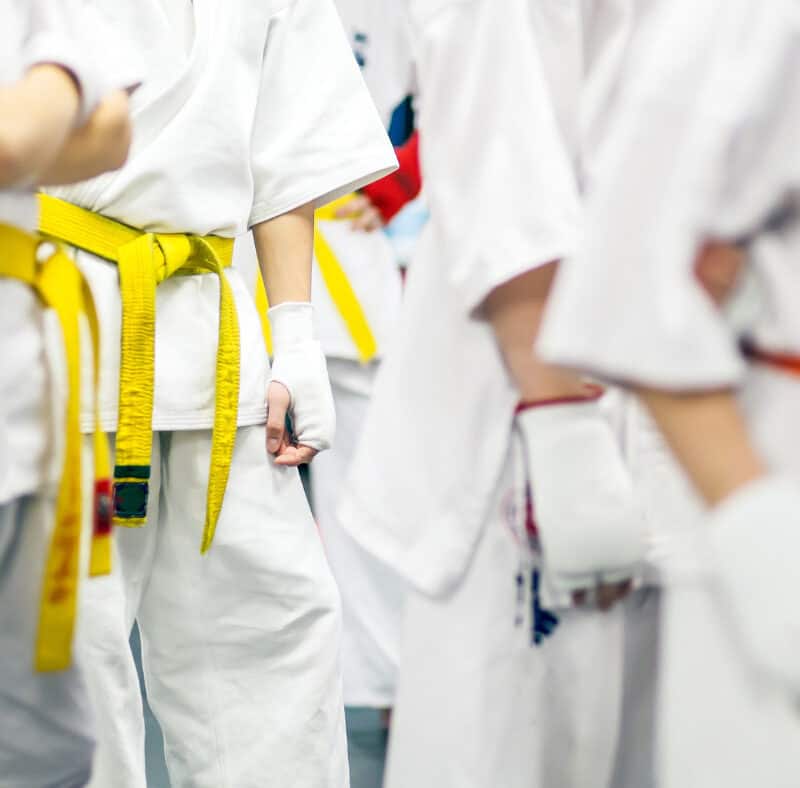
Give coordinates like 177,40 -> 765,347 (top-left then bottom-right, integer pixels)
38,194 -> 238,554
255,194 -> 378,362
0,222 -> 112,672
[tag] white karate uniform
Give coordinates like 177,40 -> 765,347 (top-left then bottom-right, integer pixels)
49,2 -> 397,786
539,2 -> 800,786
0,2 -> 135,784
305,0 -> 414,710
338,0 -> 580,597
339,2 -> 658,786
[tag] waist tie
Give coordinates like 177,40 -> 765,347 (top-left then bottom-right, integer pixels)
740,337 -> 800,378
255,194 -> 379,362
38,194 -> 239,554
0,222 -> 112,672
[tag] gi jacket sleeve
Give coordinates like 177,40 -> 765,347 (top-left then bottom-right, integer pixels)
248,0 -> 398,227
538,0 -> 798,389
23,0 -> 142,125
410,0 -> 580,315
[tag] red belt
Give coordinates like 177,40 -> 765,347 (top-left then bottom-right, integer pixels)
741,338 -> 800,378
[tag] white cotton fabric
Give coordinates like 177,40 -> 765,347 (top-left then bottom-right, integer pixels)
628,392 -> 800,788
335,0 -> 416,130
0,494 -> 97,788
338,0 -> 605,596
0,0 -> 136,504
536,4 -> 800,783
312,360 -> 407,707
0,5 -> 138,783
517,398 -> 647,592
80,428 -> 348,788
311,215 -> 404,362
539,0 -> 800,386
706,475 -> 800,693
309,0 -> 410,362
50,0 -> 397,433
383,434 -> 657,788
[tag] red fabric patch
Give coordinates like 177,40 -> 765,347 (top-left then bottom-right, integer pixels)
515,383 -> 605,414
741,337 -> 800,378
362,131 -> 422,223
94,478 -> 112,536
524,484 -> 538,538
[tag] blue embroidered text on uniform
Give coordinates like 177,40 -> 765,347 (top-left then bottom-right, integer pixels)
530,569 -> 559,646
353,31 -> 368,68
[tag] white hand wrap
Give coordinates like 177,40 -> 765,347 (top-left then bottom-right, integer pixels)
268,302 -> 336,452
708,476 -> 800,691
518,397 -> 647,593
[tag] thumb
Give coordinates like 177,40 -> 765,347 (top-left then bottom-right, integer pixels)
266,381 -> 290,454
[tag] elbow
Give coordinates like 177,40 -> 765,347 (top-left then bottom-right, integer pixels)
99,93 -> 133,171
0,133 -> 31,187
105,115 -> 132,171
90,90 -> 133,174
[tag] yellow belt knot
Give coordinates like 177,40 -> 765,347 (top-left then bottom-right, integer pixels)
38,195 -> 239,555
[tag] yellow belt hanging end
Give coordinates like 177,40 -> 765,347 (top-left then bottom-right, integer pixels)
34,250 -> 89,671
83,278 -> 113,577
38,194 -> 239,554
253,194 -> 379,363
312,226 -> 378,364
112,233 -> 158,529
2,223 -> 112,671
315,194 -> 379,363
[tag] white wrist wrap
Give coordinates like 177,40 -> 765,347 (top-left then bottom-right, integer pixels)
518,397 -> 647,593
708,476 -> 800,691
268,302 -> 335,452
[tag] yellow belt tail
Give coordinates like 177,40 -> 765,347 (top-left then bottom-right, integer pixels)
0,223 -> 111,672
38,195 -> 238,554
254,194 -> 379,363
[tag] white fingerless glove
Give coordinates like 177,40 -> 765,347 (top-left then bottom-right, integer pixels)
517,395 -> 647,594
707,476 -> 800,692
268,302 -> 336,452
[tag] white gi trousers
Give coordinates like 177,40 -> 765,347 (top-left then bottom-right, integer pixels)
383,438 -> 658,788
0,493 -> 96,788
80,426 -> 349,788
312,359 -> 406,708
646,365 -> 800,788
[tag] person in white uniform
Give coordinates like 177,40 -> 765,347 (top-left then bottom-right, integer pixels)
339,2 -> 657,787
0,2 -> 134,784
307,0 -> 414,715
40,2 -> 397,787
539,2 -> 800,786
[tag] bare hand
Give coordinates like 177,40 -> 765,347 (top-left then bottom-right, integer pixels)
571,579 -> 632,612
694,241 -> 746,306
265,381 -> 318,466
335,194 -> 384,232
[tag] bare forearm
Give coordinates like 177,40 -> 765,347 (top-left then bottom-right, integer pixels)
39,91 -> 132,186
252,202 -> 315,305
637,387 -> 765,506
483,262 -> 586,401
0,65 -> 79,186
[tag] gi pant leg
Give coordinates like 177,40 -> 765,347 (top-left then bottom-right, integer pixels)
312,359 -> 406,708
81,437 -> 161,788
83,426 -> 349,788
609,590 -> 660,788
627,379 -> 800,788
658,579 -> 800,788
0,495 -> 96,788
384,444 -> 625,788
